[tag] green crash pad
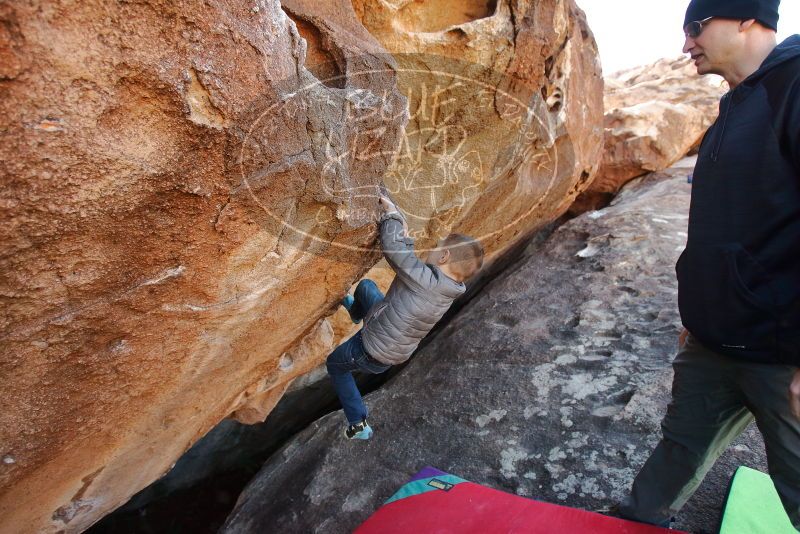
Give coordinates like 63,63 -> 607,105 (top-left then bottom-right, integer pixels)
719,466 -> 796,534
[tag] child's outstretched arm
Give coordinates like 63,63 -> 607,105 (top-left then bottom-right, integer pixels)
378,196 -> 436,291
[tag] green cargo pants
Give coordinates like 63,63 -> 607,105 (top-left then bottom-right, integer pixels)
619,334 -> 800,529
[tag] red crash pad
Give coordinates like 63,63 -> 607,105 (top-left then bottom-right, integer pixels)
355,467 -> 679,534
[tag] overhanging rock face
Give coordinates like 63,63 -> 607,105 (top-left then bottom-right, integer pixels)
0,1 -> 602,531
278,0 -> 605,416
347,0 -> 604,254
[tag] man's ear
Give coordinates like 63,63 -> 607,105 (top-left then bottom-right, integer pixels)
739,19 -> 757,32
439,249 -> 450,264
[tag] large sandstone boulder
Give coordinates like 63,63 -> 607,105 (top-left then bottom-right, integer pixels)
571,56 -> 726,214
0,2 -> 404,532
221,159 -> 767,534
604,56 -> 726,114
0,1 -> 602,531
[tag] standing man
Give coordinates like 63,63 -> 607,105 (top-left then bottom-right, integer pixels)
619,0 -> 800,528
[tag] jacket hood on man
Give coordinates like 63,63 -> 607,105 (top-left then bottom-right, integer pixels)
745,34 -> 800,84
677,35 -> 800,366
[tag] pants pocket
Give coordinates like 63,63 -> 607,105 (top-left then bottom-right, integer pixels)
354,353 -> 390,375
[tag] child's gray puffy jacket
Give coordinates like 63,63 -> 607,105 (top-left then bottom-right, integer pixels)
361,212 -> 466,365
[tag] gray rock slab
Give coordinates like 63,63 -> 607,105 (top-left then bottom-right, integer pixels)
221,168 -> 767,534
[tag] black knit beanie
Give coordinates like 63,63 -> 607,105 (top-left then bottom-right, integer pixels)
684,0 -> 780,31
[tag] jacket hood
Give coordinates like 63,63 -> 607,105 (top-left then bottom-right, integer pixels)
745,34 -> 800,85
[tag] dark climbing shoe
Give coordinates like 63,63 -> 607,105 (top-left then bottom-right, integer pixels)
345,419 -> 373,440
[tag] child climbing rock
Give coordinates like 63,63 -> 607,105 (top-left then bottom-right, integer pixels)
326,195 -> 485,440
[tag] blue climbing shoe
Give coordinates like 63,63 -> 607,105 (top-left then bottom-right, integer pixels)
345,419 -> 373,440
341,294 -> 361,324
342,294 -> 355,310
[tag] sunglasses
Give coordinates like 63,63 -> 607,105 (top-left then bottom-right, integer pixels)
684,16 -> 714,38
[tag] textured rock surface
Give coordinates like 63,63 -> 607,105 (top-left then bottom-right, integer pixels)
604,56 -> 726,116
350,0 -> 604,254
572,56 -> 726,214
90,368 -> 386,534
222,161 -> 766,534
0,0 -> 602,532
0,1 -> 405,532
291,0 -> 607,415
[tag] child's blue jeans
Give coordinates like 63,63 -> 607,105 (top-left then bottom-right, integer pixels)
326,280 -> 390,424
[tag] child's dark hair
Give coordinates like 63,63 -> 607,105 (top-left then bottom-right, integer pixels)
442,233 -> 484,280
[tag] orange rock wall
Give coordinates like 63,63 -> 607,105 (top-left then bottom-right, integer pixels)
0,1 -> 602,531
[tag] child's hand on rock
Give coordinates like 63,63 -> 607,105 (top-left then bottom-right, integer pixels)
379,196 -> 408,235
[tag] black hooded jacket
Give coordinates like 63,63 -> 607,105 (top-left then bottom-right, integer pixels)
678,35 -> 800,365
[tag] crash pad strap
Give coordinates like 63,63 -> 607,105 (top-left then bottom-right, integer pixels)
384,474 -> 467,506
